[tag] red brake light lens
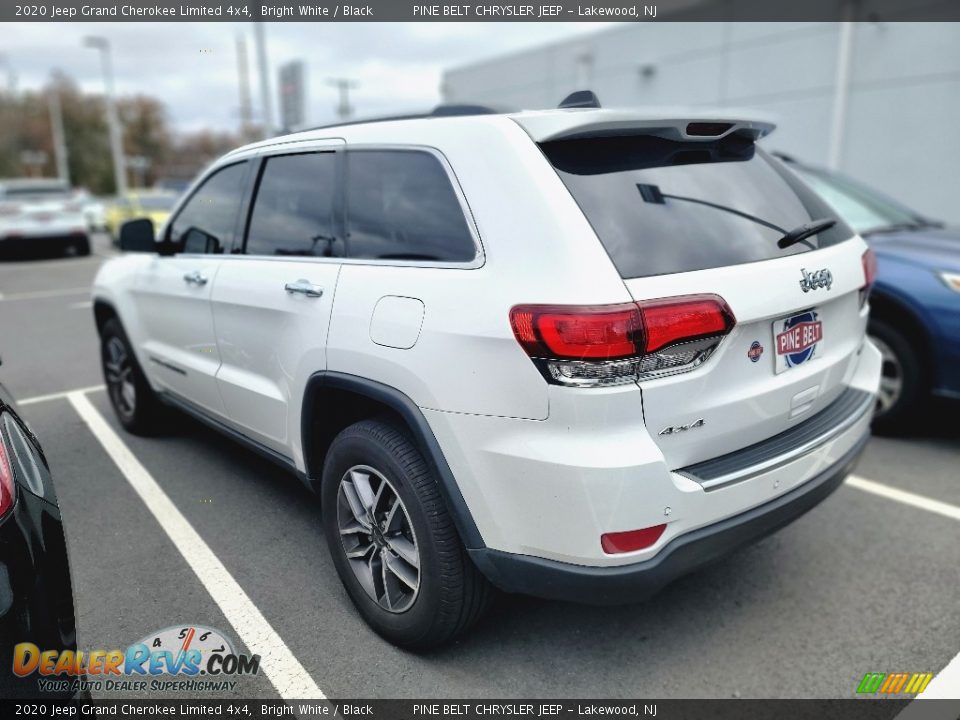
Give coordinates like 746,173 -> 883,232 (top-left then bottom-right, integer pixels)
510,295 -> 736,387
0,428 -> 14,519
510,304 -> 643,360
862,248 -> 877,288
601,524 -> 667,554
640,295 -> 736,353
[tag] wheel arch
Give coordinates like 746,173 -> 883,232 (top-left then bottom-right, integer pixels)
93,297 -> 120,336
868,289 -> 933,378
301,372 -> 485,550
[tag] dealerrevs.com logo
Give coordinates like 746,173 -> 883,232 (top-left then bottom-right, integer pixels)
13,624 -> 260,694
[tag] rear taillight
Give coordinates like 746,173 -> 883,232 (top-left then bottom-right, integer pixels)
860,248 -> 877,307
510,294 -> 735,387
0,203 -> 21,216
0,424 -> 14,519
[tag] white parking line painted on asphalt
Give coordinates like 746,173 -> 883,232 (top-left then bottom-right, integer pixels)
920,651 -> 960,699
19,384 -> 105,406
847,475 -> 960,523
67,391 -> 326,700
0,286 -> 90,302
69,300 -> 94,310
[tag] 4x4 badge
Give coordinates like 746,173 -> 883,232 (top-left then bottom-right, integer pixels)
799,267 -> 833,292
659,418 -> 705,436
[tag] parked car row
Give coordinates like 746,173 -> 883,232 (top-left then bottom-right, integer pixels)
776,154 -> 960,434
0,178 -> 180,259
0,178 -> 91,256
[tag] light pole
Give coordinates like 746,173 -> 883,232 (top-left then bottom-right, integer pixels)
83,36 -> 127,196
253,23 -> 274,138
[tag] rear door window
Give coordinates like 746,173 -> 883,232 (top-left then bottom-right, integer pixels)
345,149 -> 475,263
541,135 -> 853,279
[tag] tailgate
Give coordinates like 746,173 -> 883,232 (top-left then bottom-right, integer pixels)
625,242 -> 869,468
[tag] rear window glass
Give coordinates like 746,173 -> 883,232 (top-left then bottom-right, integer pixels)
345,149 -> 475,262
541,135 -> 854,279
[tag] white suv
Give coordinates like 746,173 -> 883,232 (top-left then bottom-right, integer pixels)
93,103 -> 881,649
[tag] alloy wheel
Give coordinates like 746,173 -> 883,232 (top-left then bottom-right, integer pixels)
336,465 -> 421,613
104,336 -> 136,419
870,334 -> 903,417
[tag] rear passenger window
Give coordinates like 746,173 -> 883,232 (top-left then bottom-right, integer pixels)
247,152 -> 340,257
169,162 -> 247,254
346,150 -> 475,262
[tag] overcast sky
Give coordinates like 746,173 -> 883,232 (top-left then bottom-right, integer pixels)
1,22 -> 614,134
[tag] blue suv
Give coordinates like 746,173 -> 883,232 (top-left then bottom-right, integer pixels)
778,154 -> 960,434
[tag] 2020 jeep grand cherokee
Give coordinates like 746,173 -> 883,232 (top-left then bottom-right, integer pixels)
92,105 -> 881,649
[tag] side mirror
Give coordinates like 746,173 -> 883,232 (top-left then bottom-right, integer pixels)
118,218 -> 156,252
182,227 -> 221,255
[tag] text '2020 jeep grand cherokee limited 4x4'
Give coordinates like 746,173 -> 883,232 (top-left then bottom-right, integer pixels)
92,104 -> 881,649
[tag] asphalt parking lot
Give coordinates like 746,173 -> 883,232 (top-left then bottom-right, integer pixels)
1,233 -> 958,700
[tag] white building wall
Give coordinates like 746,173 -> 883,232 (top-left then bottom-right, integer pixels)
443,22 -> 960,224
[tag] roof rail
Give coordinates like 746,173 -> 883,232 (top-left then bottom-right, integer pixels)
558,90 -> 601,109
294,103 -> 502,134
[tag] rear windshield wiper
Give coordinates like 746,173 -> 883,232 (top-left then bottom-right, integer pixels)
777,218 -> 836,249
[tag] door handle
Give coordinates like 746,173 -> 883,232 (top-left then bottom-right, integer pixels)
284,279 -> 324,298
183,271 -> 208,286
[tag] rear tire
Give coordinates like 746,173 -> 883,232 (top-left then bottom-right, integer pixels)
868,317 -> 926,436
75,235 -> 91,256
100,318 -> 168,435
321,418 -> 491,650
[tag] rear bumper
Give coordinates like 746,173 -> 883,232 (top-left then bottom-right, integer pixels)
469,429 -> 868,604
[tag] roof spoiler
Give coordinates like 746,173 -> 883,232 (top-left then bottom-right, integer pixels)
512,108 -> 776,144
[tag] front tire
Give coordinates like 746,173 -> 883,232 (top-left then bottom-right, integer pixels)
100,318 -> 167,435
868,317 -> 926,435
321,419 -> 491,650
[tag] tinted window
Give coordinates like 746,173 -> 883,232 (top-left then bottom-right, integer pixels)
346,150 -> 475,262
246,152 -> 340,257
169,162 -> 247,254
542,136 -> 854,279
789,165 -> 923,234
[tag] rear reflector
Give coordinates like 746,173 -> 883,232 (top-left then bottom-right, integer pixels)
510,295 -> 735,387
601,524 -> 667,554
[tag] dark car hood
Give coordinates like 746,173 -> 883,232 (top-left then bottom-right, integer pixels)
867,226 -> 960,272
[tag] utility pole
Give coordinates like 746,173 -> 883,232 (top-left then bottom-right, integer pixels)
83,36 -> 127,196
253,23 -> 274,137
48,82 -> 70,184
327,78 -> 358,120
235,34 -> 254,141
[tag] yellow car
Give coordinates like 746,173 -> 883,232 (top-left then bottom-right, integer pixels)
105,191 -> 179,241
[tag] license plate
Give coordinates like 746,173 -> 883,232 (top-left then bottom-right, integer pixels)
773,309 -> 822,374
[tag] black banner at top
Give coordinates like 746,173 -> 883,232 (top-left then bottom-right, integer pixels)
4,0 -> 960,22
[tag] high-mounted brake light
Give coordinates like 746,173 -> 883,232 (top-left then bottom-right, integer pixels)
510,295 -> 736,387
0,422 -> 15,519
